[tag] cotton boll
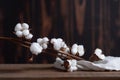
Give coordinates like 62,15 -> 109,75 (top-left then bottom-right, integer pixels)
66,59 -> 77,72
25,33 -> 33,40
95,48 -> 102,55
43,37 -> 49,42
37,38 -> 43,44
30,42 -> 43,55
42,43 -> 48,49
63,46 -> 70,53
66,47 -> 70,52
61,42 -> 66,48
22,29 -> 30,36
71,59 -> 77,66
72,44 -> 78,48
98,54 -> 105,60
93,48 -> 105,60
71,48 -> 77,55
15,31 -> 23,37
63,44 -> 67,48
53,42 -> 61,50
51,38 -> 57,44
57,38 -> 63,42
22,23 -> 29,30
71,44 -> 78,55
71,47 -> 77,55
14,23 -> 22,31
77,45 -> 84,56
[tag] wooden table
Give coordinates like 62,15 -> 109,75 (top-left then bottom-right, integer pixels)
0,64 -> 120,80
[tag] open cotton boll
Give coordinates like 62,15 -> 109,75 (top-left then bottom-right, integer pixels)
95,48 -> 102,55
53,42 -> 61,50
30,42 -> 43,55
14,23 -> 22,31
42,43 -> 48,49
57,38 -> 63,42
22,29 -> 30,36
77,45 -> 84,56
98,54 -> 105,60
71,44 -> 78,50
71,44 -> 78,55
25,33 -> 33,40
37,38 -> 43,44
51,38 -> 57,44
71,47 -> 77,55
71,59 -> 77,66
22,23 -> 29,30
15,31 -> 23,37
94,48 -> 105,60
66,59 -> 78,72
43,37 -> 49,42
61,42 -> 67,48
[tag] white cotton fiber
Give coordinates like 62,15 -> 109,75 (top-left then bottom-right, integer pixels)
57,38 -> 63,42
22,23 -> 29,30
66,59 -> 78,72
15,31 -> 23,37
53,42 -> 61,50
14,23 -> 22,31
37,38 -> 42,44
30,42 -> 43,55
43,37 -> 49,42
94,48 -> 105,60
25,33 -> 33,40
71,44 -> 78,55
42,43 -> 48,49
98,54 -> 105,60
51,38 -> 57,44
95,48 -> 102,55
77,45 -> 84,56
22,29 -> 30,36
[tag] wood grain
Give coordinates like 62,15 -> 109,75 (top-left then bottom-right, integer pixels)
0,64 -> 120,80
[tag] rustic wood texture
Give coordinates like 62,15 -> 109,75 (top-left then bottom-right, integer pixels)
0,64 -> 120,80
0,0 -> 120,63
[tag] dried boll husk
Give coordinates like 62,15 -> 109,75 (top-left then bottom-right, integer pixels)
89,53 -> 100,62
89,48 -> 105,62
63,59 -> 78,72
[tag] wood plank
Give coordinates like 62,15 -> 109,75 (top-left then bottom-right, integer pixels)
0,64 -> 120,80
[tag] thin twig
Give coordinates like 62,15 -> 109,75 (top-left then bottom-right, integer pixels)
0,37 -> 84,61
0,37 -> 31,45
46,48 -> 84,60
0,37 -> 30,48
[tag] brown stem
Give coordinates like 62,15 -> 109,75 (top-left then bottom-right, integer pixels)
58,51 -> 84,60
46,48 -> 84,60
0,37 -> 30,48
0,37 -> 84,61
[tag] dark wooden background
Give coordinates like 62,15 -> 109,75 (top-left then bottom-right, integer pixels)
0,0 -> 120,63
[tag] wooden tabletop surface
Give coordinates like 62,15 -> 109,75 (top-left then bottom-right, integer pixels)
0,64 -> 120,80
